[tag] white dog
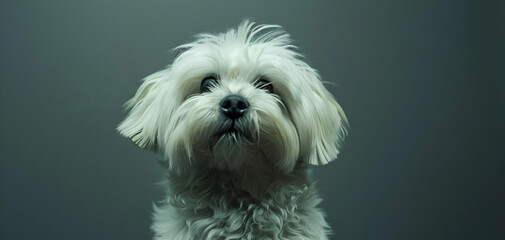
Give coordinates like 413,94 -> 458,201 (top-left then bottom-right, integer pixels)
118,21 -> 348,240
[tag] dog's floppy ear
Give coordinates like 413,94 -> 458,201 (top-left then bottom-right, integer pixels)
117,69 -> 170,151
291,68 -> 348,166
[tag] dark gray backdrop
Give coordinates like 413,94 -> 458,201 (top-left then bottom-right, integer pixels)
1,0 -> 503,239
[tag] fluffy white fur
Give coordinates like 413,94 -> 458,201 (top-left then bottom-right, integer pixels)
118,21 -> 348,240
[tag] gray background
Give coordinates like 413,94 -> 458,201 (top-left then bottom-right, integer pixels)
1,0 -> 504,239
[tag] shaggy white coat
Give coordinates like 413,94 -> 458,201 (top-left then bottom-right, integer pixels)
118,21 -> 348,240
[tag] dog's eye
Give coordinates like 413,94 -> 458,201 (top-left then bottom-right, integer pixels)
200,76 -> 218,93
255,79 -> 274,93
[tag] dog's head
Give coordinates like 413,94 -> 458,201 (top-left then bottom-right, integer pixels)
118,21 -> 348,174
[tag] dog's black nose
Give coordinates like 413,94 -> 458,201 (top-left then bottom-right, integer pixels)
220,95 -> 249,119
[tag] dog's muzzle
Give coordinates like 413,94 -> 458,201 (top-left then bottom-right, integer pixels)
220,95 -> 249,119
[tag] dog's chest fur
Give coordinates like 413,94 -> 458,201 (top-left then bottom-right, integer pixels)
152,164 -> 330,240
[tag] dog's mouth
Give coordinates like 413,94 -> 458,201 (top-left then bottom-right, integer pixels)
209,120 -> 251,144
218,121 -> 247,138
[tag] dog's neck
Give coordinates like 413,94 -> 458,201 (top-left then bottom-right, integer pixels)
167,160 -> 310,202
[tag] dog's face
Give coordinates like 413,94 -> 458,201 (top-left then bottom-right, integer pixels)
118,21 -> 347,174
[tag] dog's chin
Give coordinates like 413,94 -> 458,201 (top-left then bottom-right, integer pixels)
196,122 -> 263,171
209,119 -> 251,144
178,116 -> 291,173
